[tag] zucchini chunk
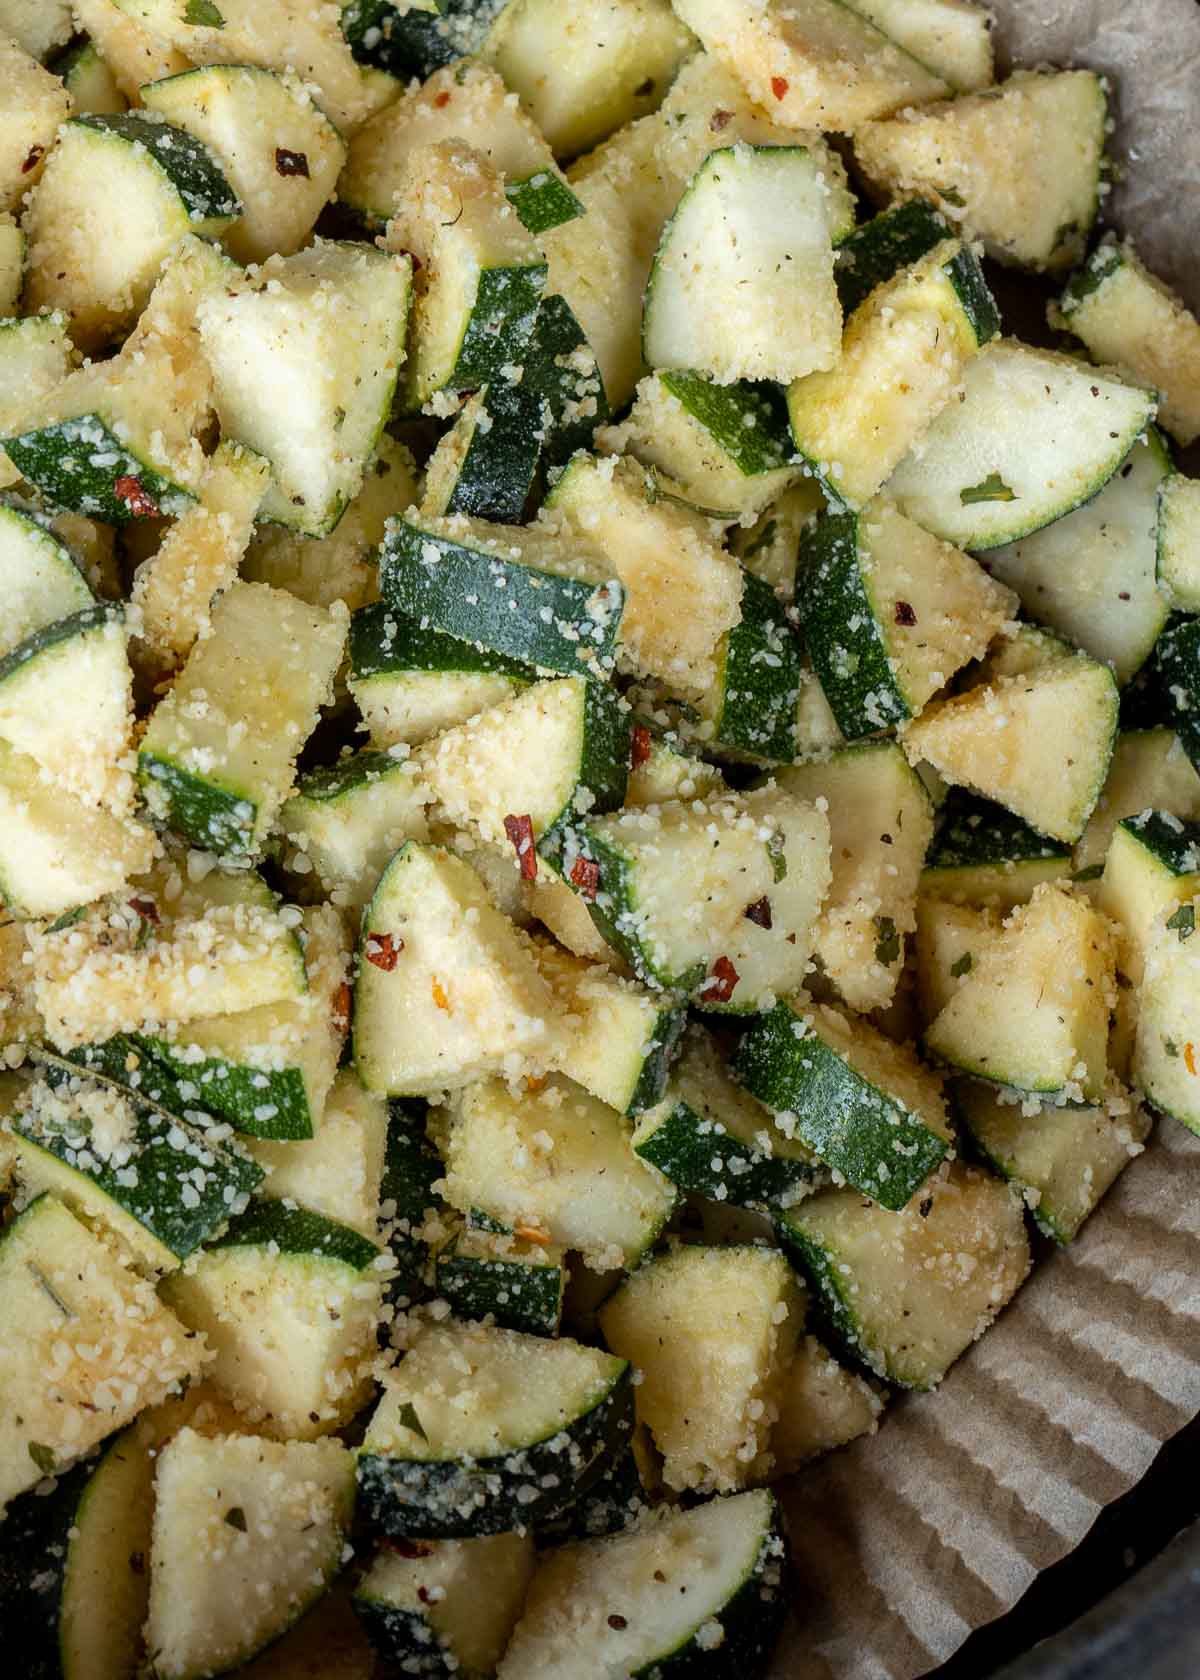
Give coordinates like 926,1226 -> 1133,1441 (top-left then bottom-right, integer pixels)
134,903 -> 348,1141
778,1162 -> 1030,1388
280,750 -> 430,911
1156,615 -> 1200,775
833,196 -> 950,316
348,603 -> 532,749
440,1074 -> 676,1268
0,214 -> 21,313
161,1200 -> 385,1438
1132,896 -> 1200,1136
352,842 -> 557,1096
631,1023 -> 818,1210
1157,474 -> 1200,612
691,569 -> 806,764
901,650 -> 1119,845
796,499 -> 1015,739
561,785 -> 830,1007
0,739 -> 157,920
924,882 -> 1115,1101
380,512 -> 623,682
524,293 -> 611,467
531,936 -> 685,1116
140,65 -> 346,264
544,453 -> 743,697
922,791 -> 1072,909
913,895 -> 1003,1026
23,113 -> 238,351
379,1101 -> 446,1303
884,340 -> 1157,551
954,1079 -> 1149,1244
357,1322 -> 632,1537
599,370 -> 799,522
731,479 -> 827,601
72,0 -> 191,98
4,1065 -> 260,1273
421,377 -> 543,525
1073,728 -> 1200,876
1053,238 -> 1200,448
1097,811 -> 1200,996
417,674 -> 629,858
341,60 -> 576,233
0,1192 -> 204,1509
771,1334 -> 884,1474
138,580 -> 346,858
386,141 -> 546,413
131,441 -> 270,677
600,1245 -> 803,1492
644,145 -> 841,385
777,743 -> 935,1012
788,238 -> 998,510
0,605 -> 134,812
353,1533 -> 536,1680
500,1489 -> 785,1678
843,0 -> 993,93
624,726 -> 724,808
733,998 -> 952,1209
855,69 -> 1107,273
197,240 -> 411,536
0,35 -> 72,211
145,1429 -> 355,1680
113,0 -> 397,133
480,0 -> 696,158
249,1070 -> 388,1240
432,1222 -> 567,1337
51,36 -> 127,116
0,313 -> 72,494
987,432 -> 1171,686
0,499 -> 93,657
671,0 -> 947,130
0,0 -> 73,59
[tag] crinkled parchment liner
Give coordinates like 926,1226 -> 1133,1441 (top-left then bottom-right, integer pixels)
774,6 -> 1200,1674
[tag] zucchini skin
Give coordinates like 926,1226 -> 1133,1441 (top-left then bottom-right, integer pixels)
4,416 -> 195,525
1157,615 -> 1200,772
136,753 -> 257,857
209,1199 -> 382,1271
440,380 -> 544,524
624,999 -> 688,1118
447,264 -> 548,394
349,604 -> 534,686
0,1456 -> 94,1680
732,1002 -> 949,1211
381,1102 -> 444,1304
632,1096 -> 813,1211
134,1033 -> 320,1141
505,171 -> 584,237
834,197 -> 949,315
526,294 -> 610,466
707,570 -> 804,763
774,1211 -> 889,1383
433,1241 -> 566,1337
926,791 -> 1072,875
355,1367 -> 635,1539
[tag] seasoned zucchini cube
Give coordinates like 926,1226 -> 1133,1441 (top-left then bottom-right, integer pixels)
778,1162 -> 1030,1388
1132,895 -> 1200,1136
432,1222 -> 567,1337
1073,728 -> 1200,878
1157,475 -> 1200,613
771,1335 -> 884,1475
0,36 -> 72,211
913,894 -> 1003,1026
279,749 -> 431,911
249,1070 -> 388,1239
922,790 -> 1072,910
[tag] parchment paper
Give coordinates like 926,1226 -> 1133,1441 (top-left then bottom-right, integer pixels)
774,7 -> 1200,1673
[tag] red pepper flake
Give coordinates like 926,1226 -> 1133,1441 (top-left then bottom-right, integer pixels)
417,1586 -> 432,1604
129,896 -> 160,923
364,932 -> 402,971
1185,1042 -> 1197,1077
433,90 -> 452,107
630,724 -> 652,769
503,813 -> 538,881
771,76 -> 789,100
383,1538 -> 433,1558
515,1221 -> 552,1246
894,600 -> 917,626
570,855 -> 600,900
710,108 -> 733,131
608,1614 -> 628,1630
274,147 -> 310,178
744,896 -> 773,929
21,145 -> 44,174
331,981 -> 351,1034
701,955 -> 739,1003
114,475 -> 160,518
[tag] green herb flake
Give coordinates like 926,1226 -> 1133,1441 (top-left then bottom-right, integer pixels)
874,916 -> 901,966
960,473 -> 1017,506
1166,904 -> 1196,941
949,951 -> 973,978
939,186 -> 966,208
28,1442 -> 56,1475
1165,1039 -> 1180,1059
398,1401 -> 428,1441
767,832 -> 788,883
185,0 -> 225,23
223,1505 -> 248,1530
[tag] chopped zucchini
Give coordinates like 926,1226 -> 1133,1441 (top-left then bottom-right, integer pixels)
1157,474 -> 1200,612
197,239 -> 411,536
138,580 -> 346,858
600,1245 -> 802,1492
1074,728 -> 1200,877
1097,810 -> 1200,991
730,479 -> 826,601
733,997 -> 952,1209
52,36 -> 127,115
0,314 -> 72,495
249,1069 -> 388,1239
901,650 -> 1119,845
421,377 -> 543,525
0,0 -> 73,59
692,569 -> 807,764
1156,614 -> 1200,775
1132,896 -> 1200,1136
353,1534 -> 535,1680
1053,237 -> 1200,448
440,1073 -> 676,1269
954,1079 -> 1149,1244
432,1221 -> 567,1337
378,1101 -> 445,1302
843,0 -> 993,93
644,144 -> 842,386
777,742 -> 935,1012
352,841 -> 557,1095
0,35 -> 72,212
771,1334 -> 884,1474
161,1199 -> 385,1438
855,69 -> 1107,273
913,895 -> 1002,1026
797,498 -> 1015,738
0,499 -> 93,660
73,0 -> 191,98
922,791 -> 1071,909
0,1192 -> 204,1509
280,749 -> 430,910
140,64 -> 347,264
924,882 -> 1115,1101
671,0 -> 947,130
778,1162 -> 1030,1388
145,1429 -> 355,1680
0,214 -> 21,313
832,195 -> 950,316
788,238 -> 998,510
357,1321 -> 632,1536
